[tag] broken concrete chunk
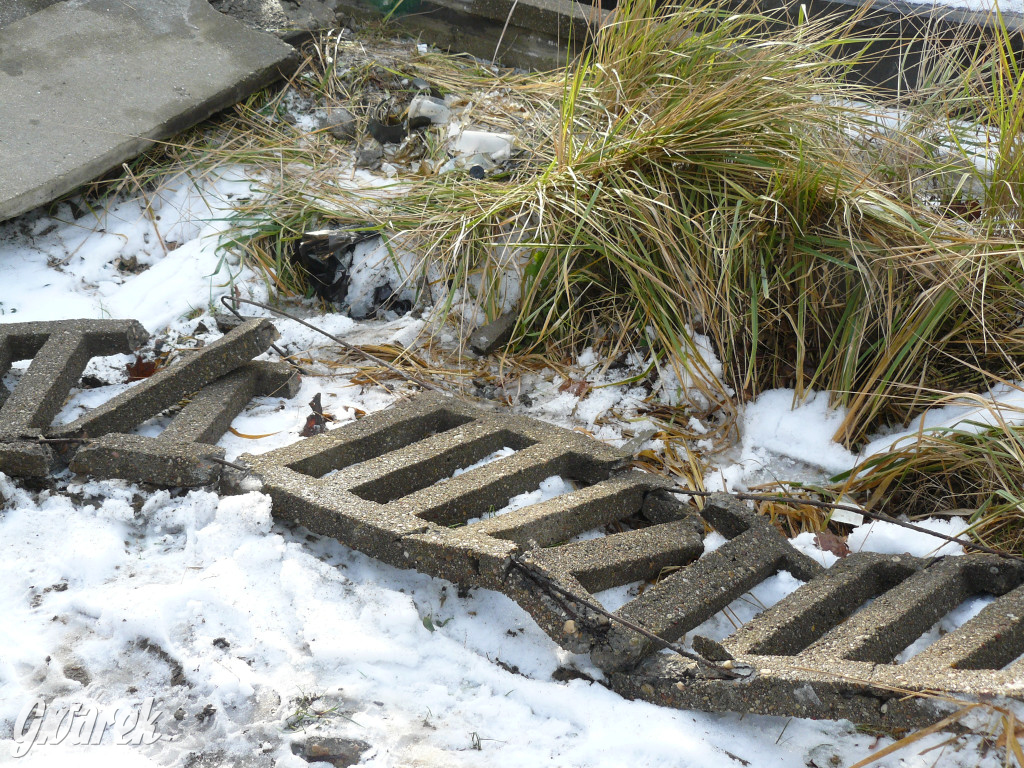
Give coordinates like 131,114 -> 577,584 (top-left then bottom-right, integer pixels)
51,319 -> 280,439
612,551 -> 1024,728
0,319 -> 149,477
0,319 -> 149,439
0,440 -> 54,479
71,360 -> 298,486
239,391 -> 625,572
469,312 -> 517,355
322,107 -> 357,140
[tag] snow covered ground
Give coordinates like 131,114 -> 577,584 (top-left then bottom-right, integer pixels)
0,169 -> 1016,767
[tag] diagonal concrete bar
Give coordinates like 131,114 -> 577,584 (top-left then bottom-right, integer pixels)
588,494 -> 824,671
0,319 -> 148,476
70,361 -> 299,487
51,318 -> 280,440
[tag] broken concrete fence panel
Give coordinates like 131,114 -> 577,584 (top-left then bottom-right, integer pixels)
240,390 -> 708,656
239,391 -> 626,575
51,319 -> 279,440
230,393 -> 1024,725
159,360 -> 297,445
471,471 -> 670,550
70,361 -> 298,487
613,549 -> 1024,728
0,319 -> 149,476
505,505 -> 705,654
722,551 -> 922,658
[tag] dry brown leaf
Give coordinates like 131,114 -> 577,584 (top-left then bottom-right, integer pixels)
126,355 -> 159,381
814,531 -> 851,558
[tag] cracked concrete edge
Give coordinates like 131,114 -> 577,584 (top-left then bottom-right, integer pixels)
609,653 -> 963,729
0,441 -> 54,478
70,434 -> 230,487
0,319 -> 149,439
51,319 -> 280,439
70,360 -> 299,487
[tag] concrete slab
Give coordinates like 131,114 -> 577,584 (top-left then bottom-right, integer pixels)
0,0 -> 62,29
0,0 -> 298,223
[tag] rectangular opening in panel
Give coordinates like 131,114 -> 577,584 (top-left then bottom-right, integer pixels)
350,430 -> 535,504
683,570 -> 806,649
463,475 -> 578,525
739,558 -> 920,657
287,409 -> 476,478
896,595 -> 993,664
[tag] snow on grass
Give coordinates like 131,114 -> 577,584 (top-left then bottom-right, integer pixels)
848,517 -> 968,557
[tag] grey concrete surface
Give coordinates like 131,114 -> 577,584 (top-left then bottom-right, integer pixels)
0,0 -> 63,28
0,319 -> 148,477
51,318 -> 280,439
71,360 -> 299,486
0,0 -> 298,223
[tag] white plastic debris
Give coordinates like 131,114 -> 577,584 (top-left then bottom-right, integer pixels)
452,129 -> 514,162
408,94 -> 451,125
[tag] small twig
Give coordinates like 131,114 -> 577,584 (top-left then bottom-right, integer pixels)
679,489 -> 1023,562
218,294 -> 300,369
221,296 -> 447,394
206,457 -> 250,472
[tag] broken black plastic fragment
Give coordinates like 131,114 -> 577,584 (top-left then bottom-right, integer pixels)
294,227 -> 379,305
